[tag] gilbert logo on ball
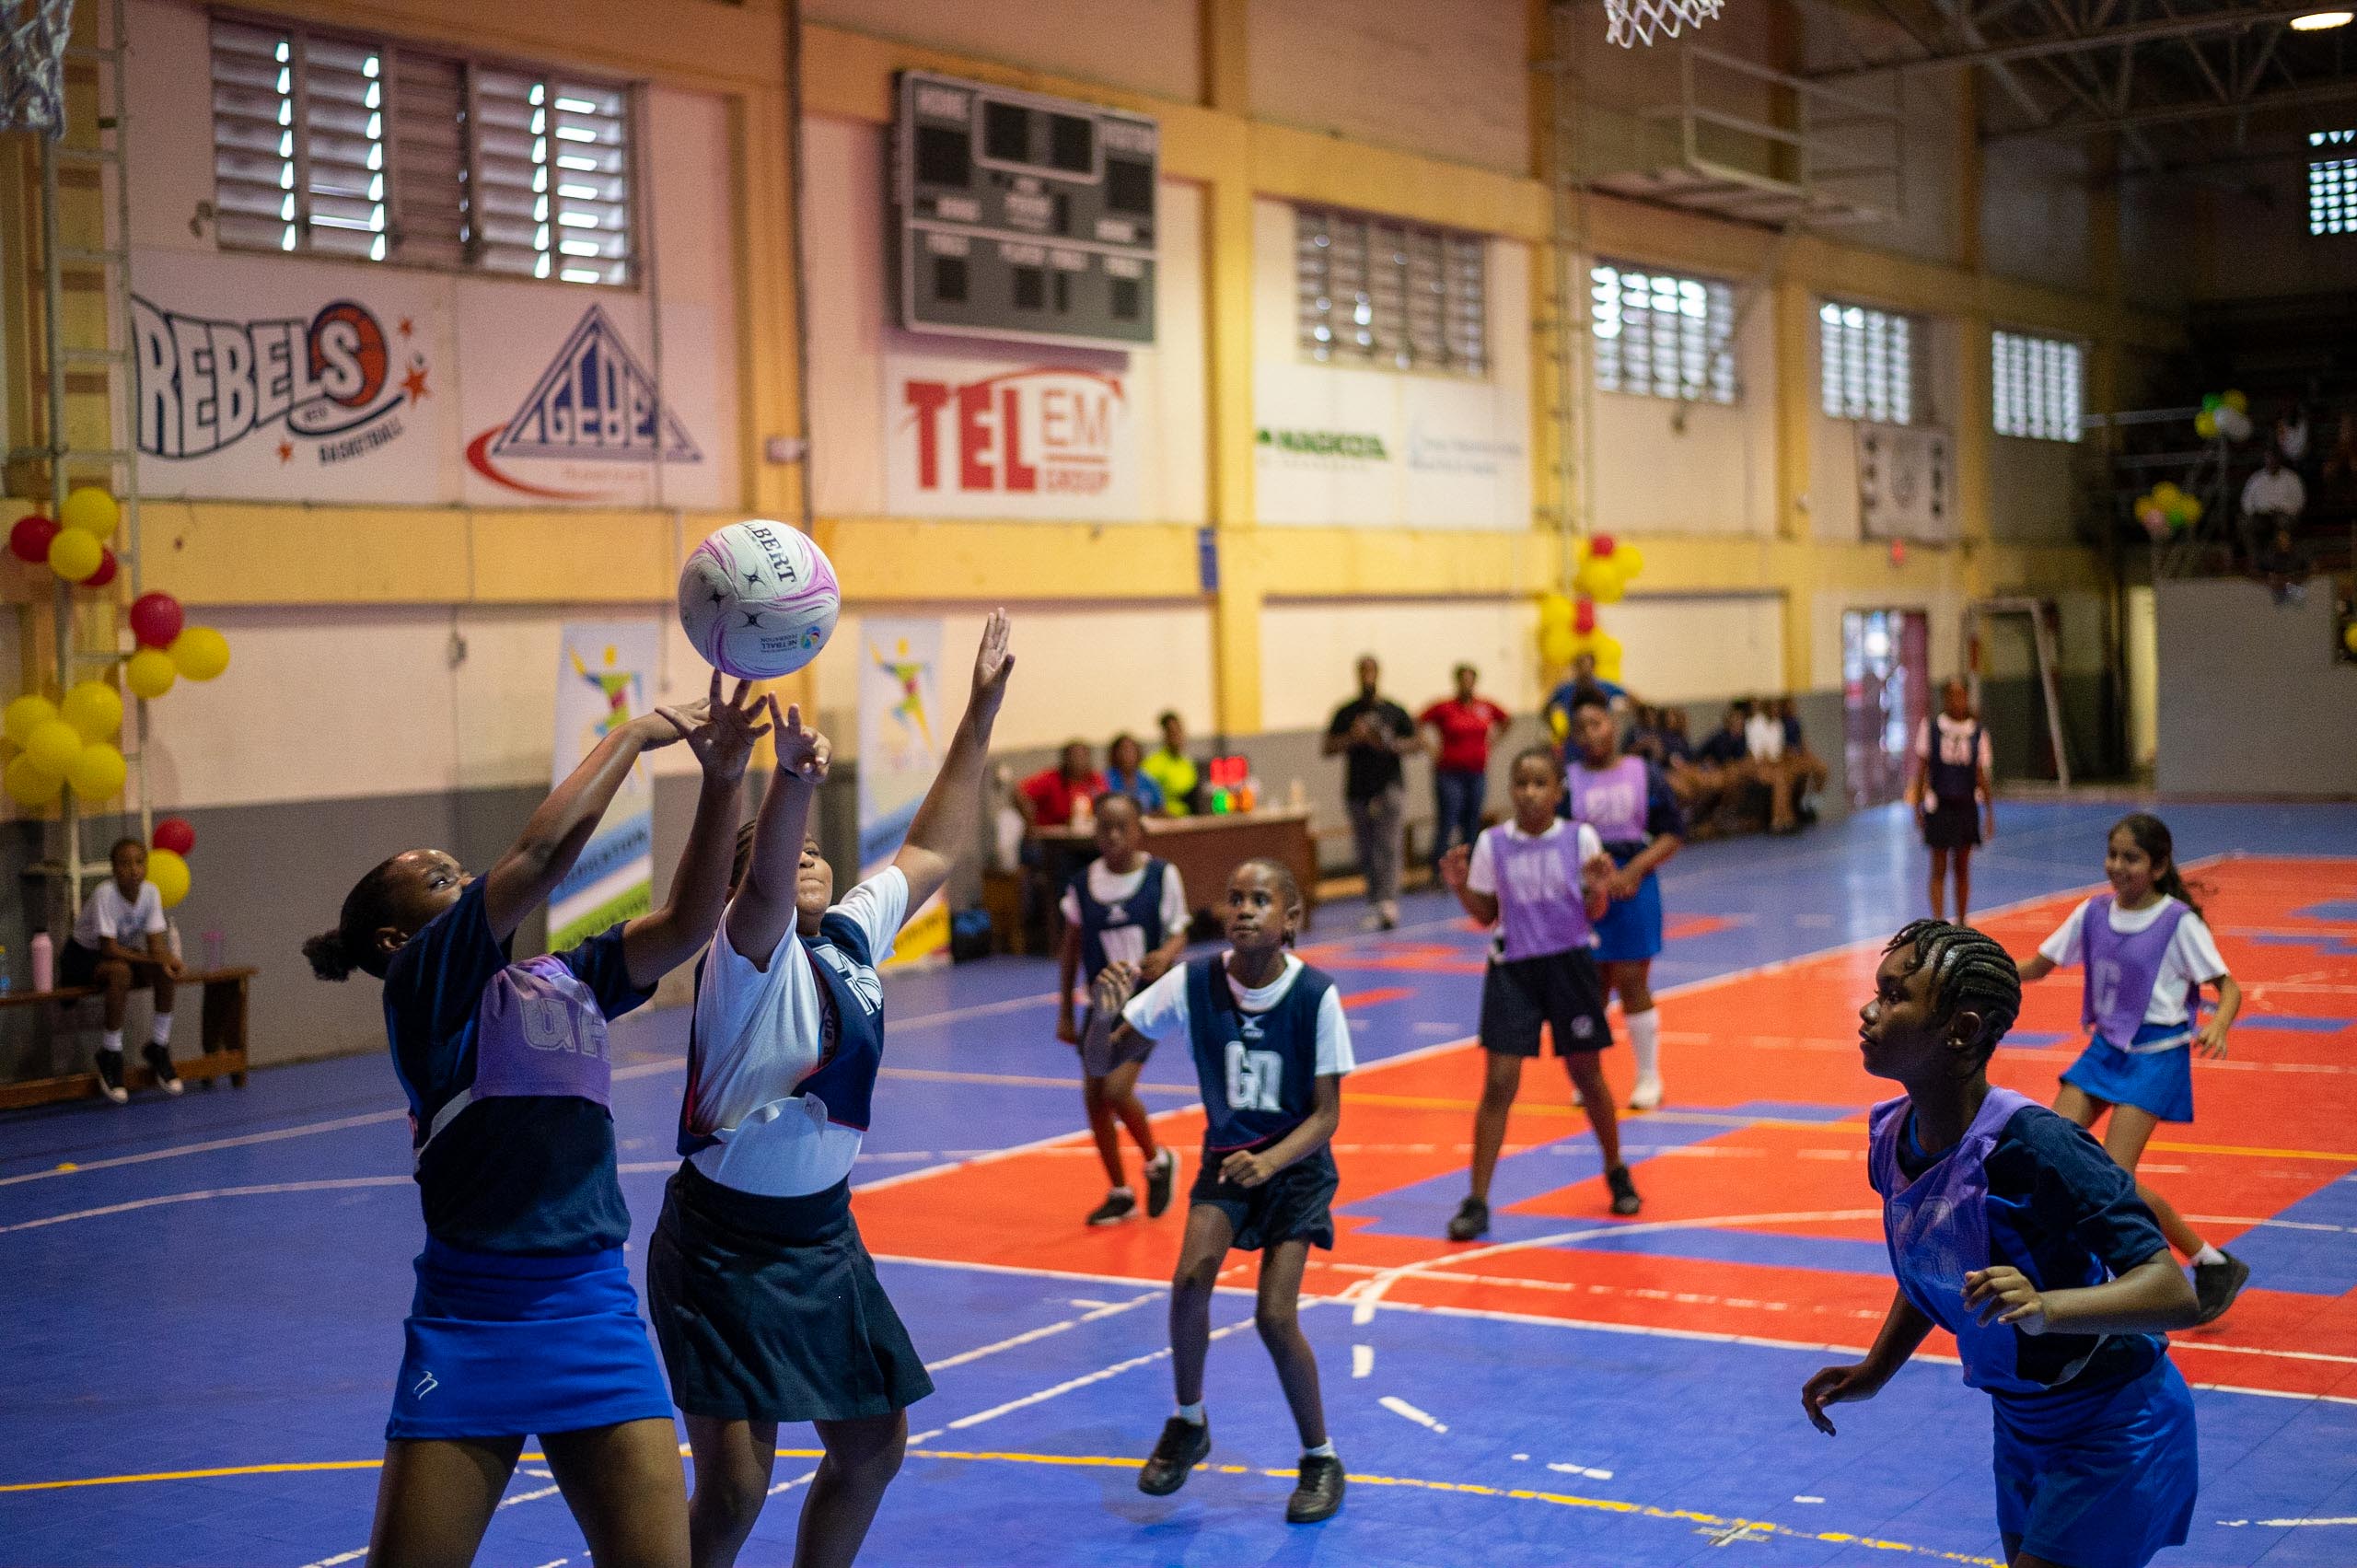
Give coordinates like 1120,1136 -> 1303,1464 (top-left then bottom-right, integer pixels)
678,520 -> 841,679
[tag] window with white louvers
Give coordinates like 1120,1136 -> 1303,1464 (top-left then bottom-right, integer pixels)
1295,206 -> 1488,377
207,15 -> 633,286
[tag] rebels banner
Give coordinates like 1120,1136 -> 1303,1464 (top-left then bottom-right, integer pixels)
884,340 -> 1140,521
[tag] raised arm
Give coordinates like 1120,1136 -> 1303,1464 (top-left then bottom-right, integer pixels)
1437,842 -> 1497,926
894,610 -> 1016,915
620,679 -> 773,988
720,702 -> 831,967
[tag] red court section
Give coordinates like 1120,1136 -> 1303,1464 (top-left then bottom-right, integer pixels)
856,856 -> 2357,1400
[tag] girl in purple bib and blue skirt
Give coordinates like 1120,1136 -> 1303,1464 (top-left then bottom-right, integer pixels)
2019,813 -> 2249,1324
303,675 -> 772,1568
1806,920 -> 2203,1568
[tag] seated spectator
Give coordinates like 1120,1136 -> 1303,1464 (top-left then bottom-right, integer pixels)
1017,740 -> 1107,829
1657,707 -> 1694,765
2254,523 -> 2312,605
1695,703 -> 1751,769
1139,710 -> 1199,816
1775,697 -> 1829,821
1101,732 -> 1166,814
2240,448 -> 2305,561
68,836 -> 183,1104
1625,703 -> 1667,764
1544,652 -> 1627,742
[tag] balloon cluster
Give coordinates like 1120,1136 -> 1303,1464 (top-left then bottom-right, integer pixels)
146,817 -> 196,909
2133,482 -> 2203,541
2194,390 -> 2251,444
9,486 -> 123,587
1537,535 -> 1646,683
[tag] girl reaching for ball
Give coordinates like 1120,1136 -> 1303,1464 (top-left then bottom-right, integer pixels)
648,611 -> 1013,1568
302,672 -> 771,1568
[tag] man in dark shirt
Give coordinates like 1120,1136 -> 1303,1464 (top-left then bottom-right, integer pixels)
1323,656 -> 1419,930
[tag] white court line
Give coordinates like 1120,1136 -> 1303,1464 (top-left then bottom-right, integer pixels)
923,1291 -> 1163,1374
1378,1395 -> 1448,1433
941,1317 -> 1261,1433
0,1176 -> 411,1234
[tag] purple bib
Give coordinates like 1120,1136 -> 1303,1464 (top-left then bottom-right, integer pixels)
2080,895 -> 2193,1047
469,955 -> 614,1108
1570,755 -> 1649,844
1868,1087 -> 2059,1396
1484,823 -> 1595,962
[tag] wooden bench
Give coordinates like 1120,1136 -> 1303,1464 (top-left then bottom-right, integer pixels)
0,966 -> 258,1111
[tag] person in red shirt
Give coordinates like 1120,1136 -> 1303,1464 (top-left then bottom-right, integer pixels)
1418,665 -> 1511,869
1018,740 -> 1108,829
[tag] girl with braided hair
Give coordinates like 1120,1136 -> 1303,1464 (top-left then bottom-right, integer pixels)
1805,920 -> 2202,1568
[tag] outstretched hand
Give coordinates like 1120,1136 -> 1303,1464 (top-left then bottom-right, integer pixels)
1093,958 -> 1140,1018
772,699 -> 830,783
659,672 -> 772,787
970,609 -> 1016,719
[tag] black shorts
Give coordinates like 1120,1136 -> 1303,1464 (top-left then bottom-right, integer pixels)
1480,947 -> 1613,1057
1923,798 -> 1981,851
1190,1139 -> 1338,1252
59,940 -> 103,989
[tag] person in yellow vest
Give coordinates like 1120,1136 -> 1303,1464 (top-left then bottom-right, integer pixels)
1141,710 -> 1200,817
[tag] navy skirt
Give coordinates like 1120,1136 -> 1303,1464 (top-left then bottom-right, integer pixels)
386,1239 -> 673,1442
647,1162 -> 934,1423
1190,1139 -> 1339,1252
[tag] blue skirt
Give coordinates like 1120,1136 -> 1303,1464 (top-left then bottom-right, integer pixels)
1993,1357 -> 2198,1568
1592,871 -> 1663,963
387,1239 -> 674,1442
2061,1022 -> 2196,1123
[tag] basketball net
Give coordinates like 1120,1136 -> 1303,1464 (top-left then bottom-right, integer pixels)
1604,0 -> 1724,47
0,0 -> 75,137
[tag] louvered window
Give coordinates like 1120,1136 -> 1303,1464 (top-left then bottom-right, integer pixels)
1295,206 -> 1487,377
208,14 -> 633,286
1819,299 -> 1915,424
1589,262 -> 1737,404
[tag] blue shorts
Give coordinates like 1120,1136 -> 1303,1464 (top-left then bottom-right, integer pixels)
1592,871 -> 1663,963
1993,1357 -> 2198,1568
387,1239 -> 674,1441
2061,1022 -> 2195,1123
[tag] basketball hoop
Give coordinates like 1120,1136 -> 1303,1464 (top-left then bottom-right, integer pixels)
1,0 -> 75,137
1604,0 -> 1724,47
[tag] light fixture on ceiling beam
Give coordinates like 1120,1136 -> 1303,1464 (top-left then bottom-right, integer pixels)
2290,9 -> 2353,28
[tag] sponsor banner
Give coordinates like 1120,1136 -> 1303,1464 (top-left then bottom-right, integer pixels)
884,334 -> 1141,520
550,621 -> 661,954
1252,357 -> 1527,529
132,250 -> 449,502
857,617 -> 947,968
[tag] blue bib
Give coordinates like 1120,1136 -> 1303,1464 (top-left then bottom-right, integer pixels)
1069,859 -> 1170,980
1184,955 -> 1331,1150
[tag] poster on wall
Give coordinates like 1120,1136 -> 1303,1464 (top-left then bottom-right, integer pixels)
132,249 -> 452,503
1856,423 -> 1954,543
883,334 -> 1142,520
548,621 -> 661,953
856,617 -> 948,968
1252,357 -> 1527,528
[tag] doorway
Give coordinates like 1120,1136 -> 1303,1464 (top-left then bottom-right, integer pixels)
1841,609 -> 1929,809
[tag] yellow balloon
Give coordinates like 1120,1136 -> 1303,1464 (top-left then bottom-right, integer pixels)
47,528 -> 102,582
2223,389 -> 2248,414
1593,630 -> 1624,661
1538,592 -> 1574,632
1540,626 -> 1578,667
125,647 -> 177,701
170,626 -> 230,681
1575,557 -> 1626,604
4,693 -> 57,748
2179,495 -> 2204,525
59,486 -> 119,538
146,846 -> 191,909
66,740 -> 125,801
2194,410 -> 2219,440
4,753 -> 62,808
1616,543 -> 1645,580
1595,652 -> 1624,685
60,680 -> 122,741
2344,621 -> 2357,656
2154,482 -> 2182,503
23,717 -> 81,774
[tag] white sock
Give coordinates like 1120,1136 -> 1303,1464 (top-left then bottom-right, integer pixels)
151,1013 -> 173,1047
1627,1007 -> 1660,1078
1109,1185 -> 1134,1198
1303,1439 -> 1336,1459
1147,1148 -> 1172,1170
2192,1244 -> 2224,1267
101,1030 -> 122,1054
1176,1401 -> 1206,1425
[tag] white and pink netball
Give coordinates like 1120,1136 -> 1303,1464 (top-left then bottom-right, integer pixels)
677,520 -> 841,679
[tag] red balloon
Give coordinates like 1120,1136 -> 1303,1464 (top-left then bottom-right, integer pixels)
1589,534 -> 1617,558
129,591 -> 183,650
83,548 -> 118,589
9,515 -> 58,564
152,817 -> 195,856
1573,598 -> 1597,634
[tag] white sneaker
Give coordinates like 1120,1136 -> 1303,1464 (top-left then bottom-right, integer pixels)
1628,1074 -> 1663,1111
1359,910 -> 1387,933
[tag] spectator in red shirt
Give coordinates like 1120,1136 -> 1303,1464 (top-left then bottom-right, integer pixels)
1418,664 -> 1511,868
1017,741 -> 1108,829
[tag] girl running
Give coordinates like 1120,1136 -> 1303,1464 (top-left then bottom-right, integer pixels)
1806,920 -> 2202,1568
1055,790 -> 1187,1226
1907,679 -> 1994,922
649,613 -> 1014,1568
2019,811 -> 2248,1322
1438,746 -> 1638,1243
1085,859 -> 1352,1525
1564,687 -> 1683,1109
301,674 -> 769,1568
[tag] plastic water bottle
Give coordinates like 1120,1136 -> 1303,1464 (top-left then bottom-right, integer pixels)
0,942 -> 10,996
29,933 -> 52,993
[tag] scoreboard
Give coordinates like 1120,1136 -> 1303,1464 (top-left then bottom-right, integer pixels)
890,71 -> 1158,351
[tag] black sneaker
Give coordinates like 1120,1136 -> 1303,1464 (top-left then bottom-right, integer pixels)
1286,1453 -> 1346,1523
143,1042 -> 183,1097
1446,1195 -> 1490,1241
1137,1415 -> 1211,1496
1086,1189 -> 1137,1226
1607,1164 -> 1641,1216
93,1049 -> 128,1106
2194,1252 -> 2251,1324
1144,1149 -> 1178,1219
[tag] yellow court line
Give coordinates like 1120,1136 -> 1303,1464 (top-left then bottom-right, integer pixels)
0,1446 -> 2001,1565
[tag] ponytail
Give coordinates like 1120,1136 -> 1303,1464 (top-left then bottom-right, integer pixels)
304,854 -> 409,982
2112,812 -> 2203,921
303,929 -> 358,982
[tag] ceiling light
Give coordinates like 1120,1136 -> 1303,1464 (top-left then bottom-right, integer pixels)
2291,10 -> 2353,29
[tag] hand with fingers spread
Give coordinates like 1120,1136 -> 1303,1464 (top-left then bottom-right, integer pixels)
1093,958 -> 1140,1019
661,673 -> 773,788
1964,1266 -> 2049,1334
970,607 -> 1016,721
771,699 -> 831,784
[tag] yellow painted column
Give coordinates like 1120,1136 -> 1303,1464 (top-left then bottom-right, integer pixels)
1771,273 -> 1817,691
1201,0 -> 1260,736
